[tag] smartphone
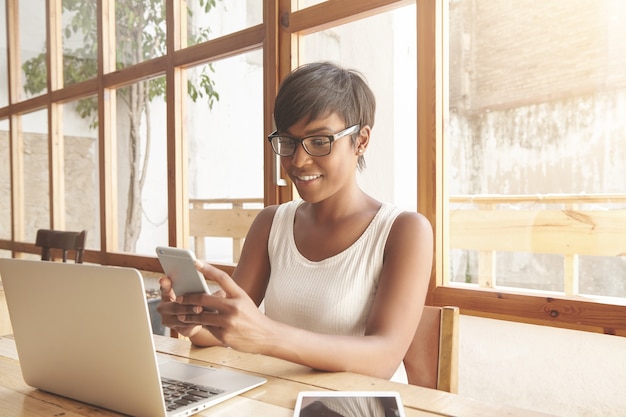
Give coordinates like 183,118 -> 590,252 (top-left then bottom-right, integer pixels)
156,246 -> 219,296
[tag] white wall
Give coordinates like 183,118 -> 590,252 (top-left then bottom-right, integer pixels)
459,315 -> 626,416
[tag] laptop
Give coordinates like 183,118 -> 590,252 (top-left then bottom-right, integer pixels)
0,258 -> 266,417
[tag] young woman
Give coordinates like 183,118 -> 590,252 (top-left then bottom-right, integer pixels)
158,62 -> 433,382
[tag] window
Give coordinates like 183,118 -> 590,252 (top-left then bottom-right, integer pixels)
0,1 -> 266,264
114,78 -> 169,254
0,0 -> 7,107
298,5 -> 417,212
1,0 -> 624,335
185,51 -> 264,264
62,0 -> 98,86
115,0 -> 166,68
19,0 -> 47,99
63,97 -> 100,249
432,0 -> 626,334
0,118 -> 10,240
21,110 -> 50,242
187,0 -> 263,44
448,0 -> 626,296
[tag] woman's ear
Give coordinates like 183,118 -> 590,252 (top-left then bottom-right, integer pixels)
355,125 -> 371,154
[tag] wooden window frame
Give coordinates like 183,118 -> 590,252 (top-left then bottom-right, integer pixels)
1,0 -> 624,335
416,0 -> 626,336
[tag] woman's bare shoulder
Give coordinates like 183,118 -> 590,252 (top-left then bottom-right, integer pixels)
246,204 -> 280,237
386,208 -> 432,232
386,210 -> 433,252
257,204 -> 280,220
394,210 -> 431,229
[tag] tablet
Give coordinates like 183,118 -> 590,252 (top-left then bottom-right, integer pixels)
292,391 -> 407,417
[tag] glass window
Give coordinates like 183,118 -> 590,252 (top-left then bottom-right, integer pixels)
296,0 -> 327,9
21,110 -> 50,242
0,0 -> 8,107
185,50 -> 264,263
187,1 -> 263,46
447,0 -> 626,298
61,0 -> 98,85
0,119 -> 9,239
115,0 -> 166,69
20,0 -> 48,100
63,97 -> 100,250
300,4 -> 417,212
115,77 -> 168,254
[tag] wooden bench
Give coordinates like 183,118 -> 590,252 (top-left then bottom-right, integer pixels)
189,198 -> 263,263
449,194 -> 626,294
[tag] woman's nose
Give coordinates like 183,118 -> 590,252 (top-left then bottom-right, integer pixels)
289,143 -> 311,167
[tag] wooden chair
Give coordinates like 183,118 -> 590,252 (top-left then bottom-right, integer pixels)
35,229 -> 87,263
403,305 -> 460,393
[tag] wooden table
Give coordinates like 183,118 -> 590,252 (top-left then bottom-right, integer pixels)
0,334 -> 554,416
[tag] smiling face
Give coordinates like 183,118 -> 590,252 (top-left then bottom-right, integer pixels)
280,113 -> 368,204
272,62 -> 376,173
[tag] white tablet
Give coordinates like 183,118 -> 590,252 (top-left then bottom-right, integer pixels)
292,391 -> 407,417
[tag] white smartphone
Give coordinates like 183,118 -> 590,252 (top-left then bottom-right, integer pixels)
155,246 -> 219,295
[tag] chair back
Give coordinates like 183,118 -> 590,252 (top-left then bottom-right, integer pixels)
403,305 -> 460,393
35,229 -> 87,263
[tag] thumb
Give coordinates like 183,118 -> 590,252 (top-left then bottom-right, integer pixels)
159,276 -> 176,301
194,260 -> 241,297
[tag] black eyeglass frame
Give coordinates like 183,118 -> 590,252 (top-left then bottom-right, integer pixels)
267,124 -> 360,157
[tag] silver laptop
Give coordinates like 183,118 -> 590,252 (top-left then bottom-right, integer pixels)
0,258 -> 266,417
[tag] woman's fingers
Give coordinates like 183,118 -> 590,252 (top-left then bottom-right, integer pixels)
158,275 -> 209,338
162,259 -> 252,344
194,260 -> 242,297
175,292 -> 226,319
159,276 -> 176,301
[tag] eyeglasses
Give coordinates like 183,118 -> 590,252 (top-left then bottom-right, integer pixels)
267,124 -> 360,157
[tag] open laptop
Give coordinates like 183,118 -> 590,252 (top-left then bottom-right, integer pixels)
0,258 -> 266,417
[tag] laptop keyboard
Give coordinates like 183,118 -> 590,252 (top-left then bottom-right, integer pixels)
161,377 -> 225,412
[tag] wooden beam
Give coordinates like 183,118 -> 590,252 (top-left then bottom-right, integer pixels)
450,209 -> 626,256
433,286 -> 626,336
287,0 -> 412,35
418,0 -> 445,300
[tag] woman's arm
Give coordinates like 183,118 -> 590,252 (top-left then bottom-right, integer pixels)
157,205 -> 277,345
175,211 -> 433,379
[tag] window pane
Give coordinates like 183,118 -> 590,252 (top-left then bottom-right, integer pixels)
20,1 -> 48,100
115,0 -> 166,69
116,77 -> 168,254
185,50 -> 264,263
187,1 -> 262,46
296,0 -> 326,9
22,110 -> 50,242
447,0 -> 626,297
63,97 -> 100,250
62,0 -> 98,85
0,119 -> 10,239
300,4 -> 417,212
0,0 -> 8,107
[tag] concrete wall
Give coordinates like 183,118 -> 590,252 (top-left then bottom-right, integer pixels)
448,0 -> 626,295
450,0 -> 626,111
0,131 -> 99,246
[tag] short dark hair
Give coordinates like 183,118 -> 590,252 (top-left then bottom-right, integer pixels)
273,62 -> 376,170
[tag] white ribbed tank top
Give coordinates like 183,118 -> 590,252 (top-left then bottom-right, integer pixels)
264,199 -> 407,382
